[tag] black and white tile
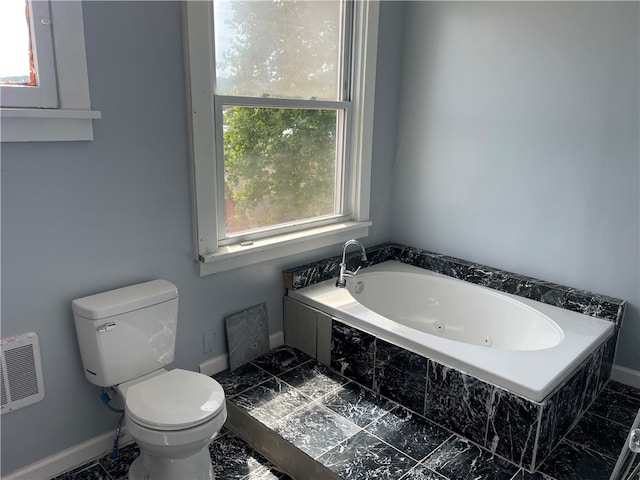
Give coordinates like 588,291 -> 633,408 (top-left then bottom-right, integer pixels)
330,320 -> 376,388
536,440 -> 617,480
364,407 -> 452,462
486,386 -> 540,469
50,430 -> 292,480
605,379 -> 640,401
283,242 -> 625,325
215,362 -> 274,397
231,376 -> 312,426
399,465 -> 450,480
277,358 -> 348,400
51,347 -> 638,480
209,430 -> 290,480
250,345 -> 314,376
319,430 -> 417,480
424,361 -> 493,446
271,402 -> 361,458
95,445 -> 140,480
547,364 -> 586,445
320,381 -> 397,428
420,437 -> 519,480
589,386 -> 640,427
373,339 -> 428,414
327,309 -> 621,471
564,412 -> 628,459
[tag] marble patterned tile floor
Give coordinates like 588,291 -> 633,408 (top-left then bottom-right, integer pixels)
49,427 -> 293,480
51,346 -> 640,480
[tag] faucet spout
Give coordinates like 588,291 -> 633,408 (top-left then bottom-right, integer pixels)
336,239 -> 367,288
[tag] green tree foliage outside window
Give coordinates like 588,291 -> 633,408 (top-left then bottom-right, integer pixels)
223,107 -> 338,233
215,0 -> 344,235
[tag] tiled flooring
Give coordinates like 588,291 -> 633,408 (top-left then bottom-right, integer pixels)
50,428 -> 292,480
52,346 -> 640,480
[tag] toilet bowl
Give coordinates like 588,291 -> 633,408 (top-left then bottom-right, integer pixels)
72,280 -> 227,480
118,368 -> 227,480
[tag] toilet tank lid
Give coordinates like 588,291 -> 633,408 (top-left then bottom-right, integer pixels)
72,279 -> 178,320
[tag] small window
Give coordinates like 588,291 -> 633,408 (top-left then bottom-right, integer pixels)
0,0 -> 57,108
0,0 -> 100,142
184,0 -> 378,274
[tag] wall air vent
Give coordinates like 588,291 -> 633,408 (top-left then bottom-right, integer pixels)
1,332 -> 45,414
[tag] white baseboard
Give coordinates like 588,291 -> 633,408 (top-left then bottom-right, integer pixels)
269,330 -> 285,350
610,364 -> 640,389
199,331 -> 284,377
3,428 -> 133,480
199,352 -> 230,377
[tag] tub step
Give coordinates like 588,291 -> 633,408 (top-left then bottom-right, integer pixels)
225,400 -> 340,479
214,346 -> 515,480
214,347 -> 344,479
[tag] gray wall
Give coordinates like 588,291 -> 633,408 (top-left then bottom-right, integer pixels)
392,2 -> 639,370
0,2 -> 402,474
4,0 -> 639,474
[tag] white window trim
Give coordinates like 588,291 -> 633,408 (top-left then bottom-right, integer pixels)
1,1 -> 100,142
183,0 -> 378,276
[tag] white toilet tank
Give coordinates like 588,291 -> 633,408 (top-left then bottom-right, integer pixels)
72,280 -> 179,387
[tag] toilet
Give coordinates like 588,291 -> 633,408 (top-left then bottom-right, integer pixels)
72,279 -> 227,480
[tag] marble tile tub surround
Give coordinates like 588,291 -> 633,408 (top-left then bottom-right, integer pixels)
282,242 -> 626,326
331,319 -> 615,473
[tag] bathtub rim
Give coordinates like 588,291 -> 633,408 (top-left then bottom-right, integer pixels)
287,260 -> 615,403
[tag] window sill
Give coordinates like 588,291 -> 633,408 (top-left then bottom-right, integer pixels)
198,220 -> 372,276
1,108 -> 102,142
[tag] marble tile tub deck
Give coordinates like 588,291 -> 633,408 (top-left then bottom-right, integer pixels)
52,346 -> 640,480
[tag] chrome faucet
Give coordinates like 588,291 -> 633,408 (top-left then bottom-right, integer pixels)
336,239 -> 367,288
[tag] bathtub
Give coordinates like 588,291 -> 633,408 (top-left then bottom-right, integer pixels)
287,260 -> 614,402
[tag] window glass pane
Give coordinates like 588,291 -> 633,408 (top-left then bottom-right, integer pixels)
0,0 -> 33,85
223,106 -> 341,235
214,0 -> 343,101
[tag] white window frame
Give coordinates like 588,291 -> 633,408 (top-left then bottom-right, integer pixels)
0,1 -> 101,142
183,0 -> 378,276
214,97 -> 353,246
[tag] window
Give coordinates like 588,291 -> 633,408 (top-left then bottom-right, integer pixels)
0,0 -> 57,108
0,0 -> 100,142
184,0 -> 379,275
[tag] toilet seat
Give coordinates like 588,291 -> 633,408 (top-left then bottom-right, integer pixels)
125,369 -> 225,431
